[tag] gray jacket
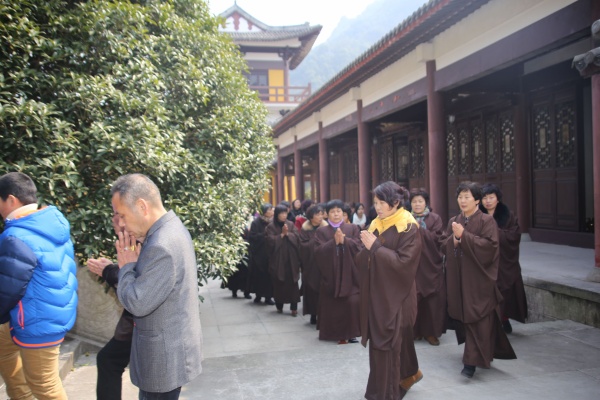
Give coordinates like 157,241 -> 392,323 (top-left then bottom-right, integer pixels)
118,211 -> 203,392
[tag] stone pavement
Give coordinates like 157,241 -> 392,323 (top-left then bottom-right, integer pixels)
3,241 -> 600,399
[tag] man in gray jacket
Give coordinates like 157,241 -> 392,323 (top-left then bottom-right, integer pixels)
111,173 -> 202,400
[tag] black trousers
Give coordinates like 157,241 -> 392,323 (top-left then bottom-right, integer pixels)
97,337 -> 132,400
276,302 -> 298,311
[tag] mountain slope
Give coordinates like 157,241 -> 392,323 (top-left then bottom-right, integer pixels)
290,0 -> 427,90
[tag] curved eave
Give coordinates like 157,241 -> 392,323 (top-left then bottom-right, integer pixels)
290,27 -> 322,70
273,0 -> 491,136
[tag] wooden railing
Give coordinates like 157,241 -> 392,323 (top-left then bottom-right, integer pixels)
249,84 -> 312,104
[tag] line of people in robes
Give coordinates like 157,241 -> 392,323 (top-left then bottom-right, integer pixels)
224,179 -> 527,399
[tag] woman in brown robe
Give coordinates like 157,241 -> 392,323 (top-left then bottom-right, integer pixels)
298,204 -> 327,325
356,182 -> 423,400
247,203 -> 275,305
409,188 -> 446,346
314,199 -> 362,343
265,204 -> 301,316
441,181 -> 516,379
480,183 -> 528,333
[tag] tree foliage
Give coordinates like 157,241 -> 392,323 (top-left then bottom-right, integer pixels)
0,0 -> 275,283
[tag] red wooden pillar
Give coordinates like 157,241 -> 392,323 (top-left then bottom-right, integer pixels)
318,121 -> 330,202
294,136 -> 303,201
426,60 -> 448,223
357,100 -> 372,209
514,95 -> 531,233
592,73 -> 600,269
277,154 -> 285,204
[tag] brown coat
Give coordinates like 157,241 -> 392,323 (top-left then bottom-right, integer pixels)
314,223 -> 362,341
356,219 -> 422,400
480,202 -> 528,322
413,212 -> 446,338
299,220 -> 327,316
356,222 -> 421,350
265,220 -> 301,304
441,210 -> 501,324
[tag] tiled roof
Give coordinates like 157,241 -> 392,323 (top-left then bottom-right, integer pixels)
273,0 -> 492,135
219,3 -> 321,70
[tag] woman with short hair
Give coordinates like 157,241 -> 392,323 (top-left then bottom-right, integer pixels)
265,204 -> 301,316
356,181 -> 423,399
409,188 -> 446,346
441,181 -> 516,378
314,199 -> 362,343
480,183 -> 527,333
247,203 -> 275,305
298,204 -> 327,325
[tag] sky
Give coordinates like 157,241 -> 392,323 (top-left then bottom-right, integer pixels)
207,0 -> 380,45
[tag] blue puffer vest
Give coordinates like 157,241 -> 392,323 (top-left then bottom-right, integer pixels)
0,206 -> 78,348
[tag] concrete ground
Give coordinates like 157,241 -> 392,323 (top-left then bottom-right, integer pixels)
4,241 -> 600,399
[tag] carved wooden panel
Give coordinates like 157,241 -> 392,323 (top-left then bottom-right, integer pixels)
471,119 -> 484,174
533,104 -> 551,169
555,100 -> 576,168
380,139 -> 394,182
484,116 -> 499,174
500,111 -> 515,172
396,142 -> 409,181
458,122 -> 470,175
447,124 -> 457,176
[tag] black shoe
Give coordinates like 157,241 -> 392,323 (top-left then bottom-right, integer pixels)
253,297 -> 261,304
348,338 -> 359,344
264,298 -> 275,305
310,315 -> 317,325
461,364 -> 476,378
231,291 -> 238,298
244,292 -> 252,299
503,320 -> 513,334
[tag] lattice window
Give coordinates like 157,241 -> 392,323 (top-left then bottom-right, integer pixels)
417,139 -> 425,178
458,123 -> 470,175
344,150 -> 359,183
485,117 -> 498,173
471,120 -> 483,174
447,125 -> 457,176
533,104 -> 551,169
329,155 -> 339,184
380,140 -> 394,182
396,143 -> 409,180
555,100 -> 576,168
500,111 -> 515,172
409,140 -> 419,179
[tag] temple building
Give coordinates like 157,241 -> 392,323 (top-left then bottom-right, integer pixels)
272,0 -> 600,258
218,3 -> 322,126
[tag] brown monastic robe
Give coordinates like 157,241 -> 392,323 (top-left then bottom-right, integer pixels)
247,217 -> 273,299
314,223 -> 362,341
441,209 -> 516,368
356,216 -> 422,400
298,219 -> 328,316
265,220 -> 301,305
413,212 -> 447,339
480,202 -> 528,323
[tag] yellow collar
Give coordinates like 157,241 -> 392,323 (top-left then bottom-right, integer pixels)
368,207 -> 418,235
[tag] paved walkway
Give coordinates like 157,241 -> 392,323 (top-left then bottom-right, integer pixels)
4,241 -> 600,399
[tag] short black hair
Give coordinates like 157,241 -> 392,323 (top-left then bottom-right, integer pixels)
260,203 -> 273,215
481,183 -> 503,202
409,188 -> 430,206
456,181 -> 482,201
306,204 -> 323,220
0,172 -> 37,204
342,203 -> 352,217
373,181 -> 409,209
326,199 -> 345,213
274,204 -> 289,218
279,200 -> 291,208
301,199 -> 313,212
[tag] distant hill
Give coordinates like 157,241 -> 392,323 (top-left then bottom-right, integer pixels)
290,0 -> 427,91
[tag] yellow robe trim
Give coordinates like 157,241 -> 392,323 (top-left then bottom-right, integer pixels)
368,207 -> 419,235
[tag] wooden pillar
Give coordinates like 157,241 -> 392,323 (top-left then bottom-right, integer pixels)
294,137 -> 303,201
426,60 -> 448,223
514,95 -> 531,233
318,122 -> 330,202
339,150 -> 345,201
357,100 -> 372,209
592,73 -> 600,268
277,154 -> 285,204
